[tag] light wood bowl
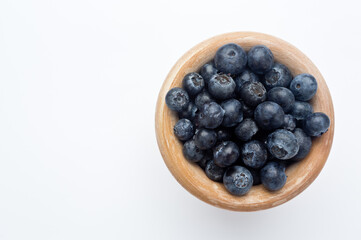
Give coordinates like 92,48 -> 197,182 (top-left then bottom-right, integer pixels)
155,32 -> 334,211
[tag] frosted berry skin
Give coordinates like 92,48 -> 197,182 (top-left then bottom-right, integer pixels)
213,141 -> 240,167
199,62 -> 218,85
205,160 -> 225,182
247,45 -> 274,74
239,81 -> 267,107
234,118 -> 259,142
291,128 -> 312,161
267,87 -> 295,113
254,101 -> 285,131
173,119 -> 194,141
303,112 -> 330,137
195,91 -> 214,109
208,74 -> 236,100
182,140 -> 204,163
290,73 -> 318,101
182,72 -> 205,96
290,101 -> 313,121
263,63 -> 293,89
241,140 -> 268,169
283,114 -> 296,132
196,102 -> 225,129
234,70 -> 259,95
267,129 -> 299,160
223,166 -> 253,196
261,161 -> 287,191
214,43 -> 247,75
194,128 -> 217,150
216,128 -> 232,142
178,102 -> 198,121
221,99 -> 243,127
165,87 -> 189,112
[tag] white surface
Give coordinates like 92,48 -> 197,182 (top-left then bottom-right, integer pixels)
0,0 -> 360,239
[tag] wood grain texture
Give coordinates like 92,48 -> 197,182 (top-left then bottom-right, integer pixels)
155,32 -> 334,211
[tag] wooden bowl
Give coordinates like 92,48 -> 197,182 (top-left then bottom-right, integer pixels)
155,32 -> 334,211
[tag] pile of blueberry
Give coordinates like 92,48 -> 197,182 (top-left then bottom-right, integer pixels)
165,43 -> 330,196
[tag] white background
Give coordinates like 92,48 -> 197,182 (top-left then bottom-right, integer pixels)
0,0 -> 360,239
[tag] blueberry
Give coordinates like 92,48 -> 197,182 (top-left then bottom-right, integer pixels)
223,166 -> 253,196
208,74 -> 236,100
205,160 -> 225,182
213,141 -> 240,167
260,161 -> 287,191
216,128 -> 232,142
303,112 -> 330,137
182,72 -> 205,96
196,102 -> 225,129
173,119 -> 194,141
248,168 -> 261,185
290,74 -> 318,101
198,150 -> 213,169
165,87 -> 189,112
194,128 -> 217,150
221,99 -> 243,127
235,69 -> 259,95
267,87 -> 295,113
239,81 -> 267,107
283,114 -> 296,132
254,101 -> 285,130
290,101 -> 313,121
195,91 -> 214,109
214,43 -> 247,75
267,129 -> 299,160
291,128 -> 312,161
183,140 -> 204,162
239,101 -> 254,118
200,62 -> 218,85
178,102 -> 198,120
247,45 -> 274,74
234,118 -> 259,141
263,63 -> 292,89
241,140 -> 268,169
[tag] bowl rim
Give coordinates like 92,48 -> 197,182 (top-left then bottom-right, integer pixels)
155,32 -> 334,211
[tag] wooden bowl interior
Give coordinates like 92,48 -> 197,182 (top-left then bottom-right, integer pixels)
155,32 -> 334,211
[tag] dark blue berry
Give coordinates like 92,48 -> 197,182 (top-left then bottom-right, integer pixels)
247,45 -> 274,74
223,166 -> 253,196
198,150 -> 212,169
235,69 -> 259,95
267,129 -> 299,160
182,72 -> 205,96
195,91 -> 214,109
196,102 -> 225,129
194,128 -> 217,150
261,161 -> 287,191
290,101 -> 313,121
173,119 -> 194,141
239,81 -> 267,107
241,140 -> 268,169
208,74 -> 236,100
200,62 -> 218,85
214,43 -> 247,75
290,74 -> 318,101
291,128 -> 312,161
216,128 -> 232,142
205,160 -> 225,182
267,87 -> 295,113
254,101 -> 285,130
221,99 -> 243,127
178,102 -> 198,120
234,118 -> 259,141
303,112 -> 330,137
283,114 -> 296,132
183,140 -> 204,162
239,101 -> 254,118
263,63 -> 292,89
165,87 -> 189,112
248,168 -> 261,185
213,141 -> 240,167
